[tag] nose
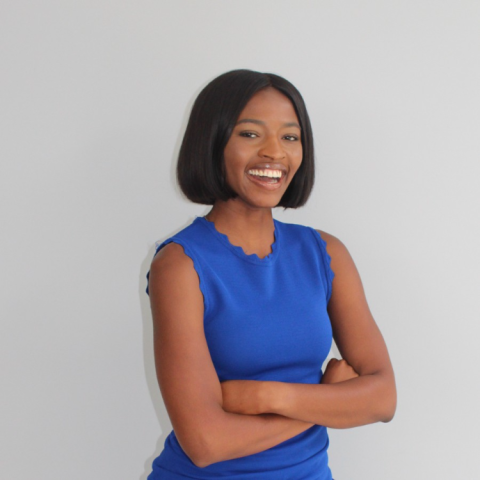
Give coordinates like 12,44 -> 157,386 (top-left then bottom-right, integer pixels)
258,135 -> 286,160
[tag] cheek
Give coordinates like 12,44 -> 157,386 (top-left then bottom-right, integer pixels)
293,148 -> 303,172
224,146 -> 250,173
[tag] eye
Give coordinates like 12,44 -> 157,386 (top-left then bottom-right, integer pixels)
239,131 -> 259,139
283,135 -> 300,142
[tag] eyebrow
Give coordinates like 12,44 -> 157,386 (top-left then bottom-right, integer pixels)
236,118 -> 301,129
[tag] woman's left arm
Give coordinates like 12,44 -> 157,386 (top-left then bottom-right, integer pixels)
221,231 -> 397,429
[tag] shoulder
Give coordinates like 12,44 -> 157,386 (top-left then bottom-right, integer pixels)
148,241 -> 205,332
277,221 -> 349,263
315,229 -> 354,273
150,218 -> 204,273
149,242 -> 199,294
314,230 -> 367,311
315,229 -> 344,252
152,241 -> 190,267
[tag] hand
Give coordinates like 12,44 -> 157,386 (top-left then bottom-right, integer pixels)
321,358 -> 359,385
220,379 -> 265,415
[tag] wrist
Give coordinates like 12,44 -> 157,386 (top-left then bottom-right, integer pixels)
260,381 -> 287,415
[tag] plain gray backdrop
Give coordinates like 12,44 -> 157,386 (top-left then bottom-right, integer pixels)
1,1 -> 479,479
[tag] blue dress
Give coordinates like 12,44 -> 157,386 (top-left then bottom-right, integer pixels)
145,216 -> 335,479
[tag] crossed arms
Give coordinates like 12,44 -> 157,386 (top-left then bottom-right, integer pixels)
148,231 -> 396,468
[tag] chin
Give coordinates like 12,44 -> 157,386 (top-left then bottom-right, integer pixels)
245,196 -> 283,210
230,187 -> 286,210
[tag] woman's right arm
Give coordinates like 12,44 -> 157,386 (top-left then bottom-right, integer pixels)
148,242 -> 313,468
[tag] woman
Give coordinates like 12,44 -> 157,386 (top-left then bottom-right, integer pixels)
145,69 -> 396,479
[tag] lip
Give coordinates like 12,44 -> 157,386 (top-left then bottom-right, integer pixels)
246,169 -> 287,191
247,162 -> 288,175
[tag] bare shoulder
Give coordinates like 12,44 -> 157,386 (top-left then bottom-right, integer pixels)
151,241 -> 192,272
148,241 -> 204,328
315,229 -> 352,270
315,229 -> 342,249
149,241 -> 201,289
314,228 -> 367,314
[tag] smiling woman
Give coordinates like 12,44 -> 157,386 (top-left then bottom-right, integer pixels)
222,88 -> 303,207
145,69 -> 396,479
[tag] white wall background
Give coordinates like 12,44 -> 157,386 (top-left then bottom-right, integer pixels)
1,1 -> 479,479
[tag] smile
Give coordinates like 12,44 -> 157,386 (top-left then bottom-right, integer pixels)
246,169 -> 285,189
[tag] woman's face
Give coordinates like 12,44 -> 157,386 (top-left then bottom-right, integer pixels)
223,87 -> 303,210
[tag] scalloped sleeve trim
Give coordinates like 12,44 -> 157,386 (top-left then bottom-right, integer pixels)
145,238 -> 210,316
310,228 -> 335,304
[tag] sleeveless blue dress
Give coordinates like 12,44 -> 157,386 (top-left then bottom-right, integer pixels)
145,216 -> 335,479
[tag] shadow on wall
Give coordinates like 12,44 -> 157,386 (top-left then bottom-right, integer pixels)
138,213 -> 211,480
138,241 -> 171,480
137,78 -> 212,480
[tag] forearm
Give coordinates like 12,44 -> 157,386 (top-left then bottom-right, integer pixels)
199,408 -> 314,467
263,373 -> 396,429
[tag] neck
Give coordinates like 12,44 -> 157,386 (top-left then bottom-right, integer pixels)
206,199 -> 273,225
204,200 -> 275,256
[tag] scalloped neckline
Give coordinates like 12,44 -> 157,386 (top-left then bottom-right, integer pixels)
197,216 -> 280,266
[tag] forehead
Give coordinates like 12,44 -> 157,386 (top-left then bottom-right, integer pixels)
237,88 -> 299,123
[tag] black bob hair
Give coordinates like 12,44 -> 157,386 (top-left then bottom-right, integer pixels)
177,69 -> 315,209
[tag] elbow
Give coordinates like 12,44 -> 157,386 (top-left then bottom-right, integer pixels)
177,422 -> 226,469
379,382 -> 397,423
189,436 -> 224,468
190,456 -> 211,469
381,397 -> 397,423
186,447 -> 210,469
188,442 -> 222,469
367,399 -> 396,425
176,407 -> 231,468
186,439 -> 221,469
363,371 -> 397,425
176,431 -> 215,469
188,428 -> 235,468
380,407 -> 396,424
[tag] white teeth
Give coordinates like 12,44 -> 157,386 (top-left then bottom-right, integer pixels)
247,169 -> 283,178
